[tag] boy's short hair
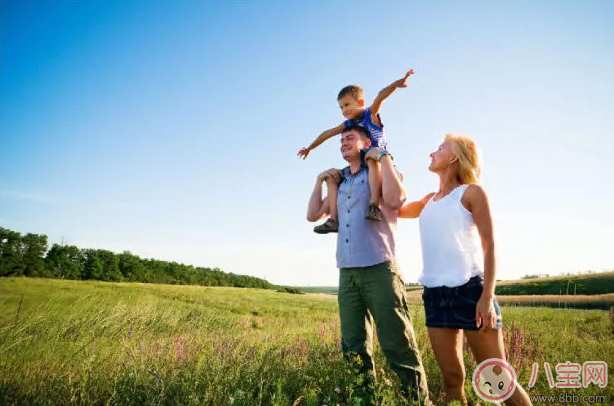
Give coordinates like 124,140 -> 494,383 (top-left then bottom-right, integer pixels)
338,85 -> 364,101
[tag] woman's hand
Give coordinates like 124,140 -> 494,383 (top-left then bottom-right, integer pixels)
476,293 -> 498,330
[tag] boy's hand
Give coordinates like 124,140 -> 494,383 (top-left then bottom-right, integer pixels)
297,147 -> 311,159
369,69 -> 415,119
394,69 -> 415,88
318,168 -> 342,183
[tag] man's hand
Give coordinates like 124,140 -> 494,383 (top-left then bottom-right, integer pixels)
394,69 -> 414,88
318,168 -> 342,184
297,147 -> 311,160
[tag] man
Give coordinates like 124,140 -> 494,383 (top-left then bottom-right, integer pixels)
306,125 -> 430,404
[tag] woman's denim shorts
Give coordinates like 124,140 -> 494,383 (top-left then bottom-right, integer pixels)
422,275 -> 502,330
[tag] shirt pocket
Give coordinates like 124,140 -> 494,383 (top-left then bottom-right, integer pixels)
353,177 -> 370,202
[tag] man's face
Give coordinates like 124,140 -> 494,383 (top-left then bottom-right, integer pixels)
340,129 -> 369,160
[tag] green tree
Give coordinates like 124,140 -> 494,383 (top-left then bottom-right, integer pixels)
0,227 -> 24,276
45,244 -> 84,279
0,227 -> 275,290
118,251 -> 145,281
22,233 -> 48,277
82,249 -> 103,280
97,249 -> 122,281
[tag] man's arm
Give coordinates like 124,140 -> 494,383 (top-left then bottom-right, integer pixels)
380,155 -> 405,210
364,149 -> 405,210
306,169 -> 341,221
298,123 -> 346,160
369,69 -> 414,124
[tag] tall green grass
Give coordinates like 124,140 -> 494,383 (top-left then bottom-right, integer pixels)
1,278 -> 612,405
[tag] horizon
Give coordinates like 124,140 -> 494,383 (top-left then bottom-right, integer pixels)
2,224 -> 612,287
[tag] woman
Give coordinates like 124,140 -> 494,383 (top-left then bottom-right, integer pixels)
399,134 -> 532,406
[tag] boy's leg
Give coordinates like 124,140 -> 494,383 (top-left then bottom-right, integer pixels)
360,261 -> 430,403
327,177 -> 339,223
367,158 -> 381,206
365,158 -> 382,221
314,177 -> 339,234
338,268 -> 376,404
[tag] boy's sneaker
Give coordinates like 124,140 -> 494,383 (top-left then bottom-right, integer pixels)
365,203 -> 382,221
314,218 -> 339,234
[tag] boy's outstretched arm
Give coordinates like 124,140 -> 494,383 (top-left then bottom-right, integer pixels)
369,69 -> 414,123
297,123 -> 345,159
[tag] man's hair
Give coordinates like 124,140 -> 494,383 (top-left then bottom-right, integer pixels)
337,85 -> 364,101
343,124 -> 370,140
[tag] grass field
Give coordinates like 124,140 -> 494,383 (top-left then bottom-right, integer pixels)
1,277 -> 613,405
495,294 -> 614,310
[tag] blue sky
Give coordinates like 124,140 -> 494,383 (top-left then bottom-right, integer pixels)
2,1 -> 613,286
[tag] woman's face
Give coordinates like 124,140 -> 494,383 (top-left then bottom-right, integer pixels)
428,140 -> 455,172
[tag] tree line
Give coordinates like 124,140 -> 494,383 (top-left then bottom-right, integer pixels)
0,227 -> 273,289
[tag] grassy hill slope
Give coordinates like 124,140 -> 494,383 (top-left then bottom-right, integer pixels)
495,271 -> 614,295
1,277 -> 612,405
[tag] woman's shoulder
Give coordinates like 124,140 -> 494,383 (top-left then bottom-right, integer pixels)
460,184 -> 489,211
463,184 -> 487,198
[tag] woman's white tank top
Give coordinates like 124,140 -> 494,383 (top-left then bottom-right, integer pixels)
418,184 -> 483,288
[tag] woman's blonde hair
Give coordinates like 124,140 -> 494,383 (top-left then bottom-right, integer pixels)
444,133 -> 481,184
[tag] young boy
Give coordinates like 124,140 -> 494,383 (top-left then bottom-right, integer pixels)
298,69 -> 414,234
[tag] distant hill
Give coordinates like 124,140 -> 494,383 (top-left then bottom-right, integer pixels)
495,271 -> 614,295
298,286 -> 338,295
298,284 -> 422,295
298,272 -> 614,296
